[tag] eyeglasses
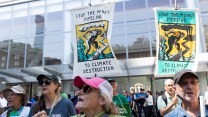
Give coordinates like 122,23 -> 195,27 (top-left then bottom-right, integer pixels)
79,85 -> 93,94
38,80 -> 51,86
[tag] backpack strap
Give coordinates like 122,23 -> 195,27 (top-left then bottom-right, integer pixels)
161,94 -> 167,105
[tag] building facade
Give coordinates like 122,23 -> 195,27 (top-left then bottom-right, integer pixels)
0,0 -> 208,99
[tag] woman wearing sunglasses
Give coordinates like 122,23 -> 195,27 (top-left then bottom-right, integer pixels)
72,76 -> 124,117
28,74 -> 76,117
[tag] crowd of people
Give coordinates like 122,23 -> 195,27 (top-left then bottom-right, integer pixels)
0,69 -> 207,117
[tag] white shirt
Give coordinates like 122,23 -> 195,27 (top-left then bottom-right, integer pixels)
0,97 -> 7,108
146,95 -> 153,106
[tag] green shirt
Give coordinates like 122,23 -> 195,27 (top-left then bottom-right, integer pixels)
113,94 -> 132,117
71,111 -> 124,117
61,92 -> 68,99
9,106 -> 23,116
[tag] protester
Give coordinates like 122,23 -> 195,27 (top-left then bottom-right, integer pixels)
130,93 -> 138,117
70,90 -> 79,114
135,88 -> 147,117
58,80 -> 68,99
28,74 -> 76,117
72,76 -> 122,117
108,79 -> 132,117
165,69 -> 208,116
30,95 -> 39,104
0,91 -> 7,108
157,79 -> 180,116
146,91 -> 154,117
1,85 -> 30,117
123,90 -> 132,105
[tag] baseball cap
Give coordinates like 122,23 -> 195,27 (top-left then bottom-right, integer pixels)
74,76 -> 113,102
173,69 -> 198,84
107,78 -> 116,83
2,85 -> 28,105
37,74 -> 59,83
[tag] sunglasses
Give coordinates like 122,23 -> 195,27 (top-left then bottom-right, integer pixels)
79,85 -> 93,94
38,80 -> 52,86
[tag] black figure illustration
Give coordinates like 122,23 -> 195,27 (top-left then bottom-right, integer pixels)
84,29 -> 102,55
165,30 -> 185,59
181,27 -> 194,60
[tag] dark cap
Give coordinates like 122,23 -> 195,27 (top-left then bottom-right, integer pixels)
173,69 -> 198,84
107,79 -> 116,83
37,74 -> 59,83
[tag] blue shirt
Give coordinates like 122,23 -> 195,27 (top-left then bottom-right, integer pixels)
28,97 -> 76,117
165,106 -> 208,117
126,96 -> 132,103
135,93 -> 147,99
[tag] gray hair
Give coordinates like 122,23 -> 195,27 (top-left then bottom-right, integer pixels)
164,79 -> 174,86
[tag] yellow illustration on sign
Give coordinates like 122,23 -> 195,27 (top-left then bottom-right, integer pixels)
158,23 -> 196,61
76,20 -> 114,62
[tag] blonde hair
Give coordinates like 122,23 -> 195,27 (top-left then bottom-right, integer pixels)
99,92 -> 119,115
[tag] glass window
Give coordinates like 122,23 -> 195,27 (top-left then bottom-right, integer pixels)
30,6 -> 45,15
112,24 -> 125,37
202,16 -> 208,52
126,22 -> 151,58
0,39 -> 9,69
26,36 -> 43,67
14,55 -> 20,60
0,18 -> 11,38
29,5 -> 45,36
0,4 -> 12,12
14,61 -> 20,66
111,35 -> 126,59
126,23 -> 148,35
45,32 -> 63,43
116,0 -> 147,23
65,1 -> 82,10
115,1 -> 123,13
13,3 -> 28,10
47,3 -> 63,12
1,62 -> 5,68
171,0 -> 185,7
151,32 -> 156,57
149,21 -> 156,32
9,39 -> 25,68
46,11 -> 63,33
2,56 -> 6,61
29,14 -> 45,36
13,14 -> 28,38
199,0 -> 208,12
125,0 -> 146,10
128,33 -> 150,58
148,0 -> 170,8
111,22 -> 126,59
30,0 -> 45,7
44,33 -> 64,65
